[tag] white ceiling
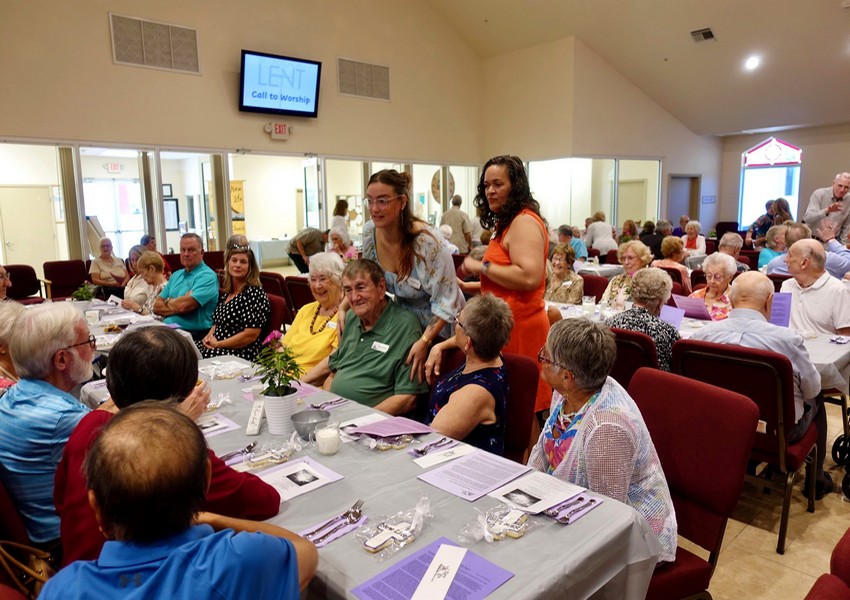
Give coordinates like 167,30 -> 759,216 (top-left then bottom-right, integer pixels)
427,0 -> 850,136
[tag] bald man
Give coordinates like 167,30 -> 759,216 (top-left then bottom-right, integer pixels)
781,239 -> 850,335
692,271 -> 831,498
803,172 -> 850,243
765,220 -> 850,278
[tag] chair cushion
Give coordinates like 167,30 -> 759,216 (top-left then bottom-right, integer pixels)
646,546 -> 712,600
804,574 -> 850,600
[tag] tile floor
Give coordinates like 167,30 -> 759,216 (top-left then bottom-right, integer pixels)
262,261 -> 850,597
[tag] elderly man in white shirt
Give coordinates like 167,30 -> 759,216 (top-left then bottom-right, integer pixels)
692,271 -> 831,498
780,239 -> 850,335
803,172 -> 850,243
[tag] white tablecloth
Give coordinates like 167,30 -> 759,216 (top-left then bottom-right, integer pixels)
578,264 -> 624,280
250,239 -> 291,269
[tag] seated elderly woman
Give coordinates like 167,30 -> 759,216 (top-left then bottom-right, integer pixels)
125,245 -> 145,277
605,268 -> 681,371
600,240 -> 653,308
689,252 -> 736,320
197,245 -> 269,361
0,301 -> 24,391
530,318 -> 677,563
285,252 -> 344,375
425,294 -> 513,455
121,251 -> 166,315
89,237 -> 128,296
758,224 -> 788,269
681,220 -> 706,256
328,226 -> 358,263
545,243 -> 584,305
651,236 -> 692,294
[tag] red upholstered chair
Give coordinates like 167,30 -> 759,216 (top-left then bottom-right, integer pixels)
265,293 -> 287,336
767,273 -> 791,293
434,349 -> 537,463
737,255 -> 751,268
578,273 -> 608,303
715,221 -> 740,240
690,269 -> 706,290
657,265 -> 683,287
705,239 -> 717,254
285,276 -> 313,315
162,253 -> 183,273
587,247 -> 601,261
605,249 -> 620,265
629,368 -> 758,600
259,271 -> 293,325
804,527 -> 850,599
42,259 -> 88,301
671,339 -> 818,554
204,250 -> 225,272
0,584 -> 27,600
609,327 -> 659,389
451,254 -> 466,272
667,282 -> 683,306
3,264 -> 45,304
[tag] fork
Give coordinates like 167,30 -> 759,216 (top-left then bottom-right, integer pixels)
555,499 -> 597,524
310,397 -> 346,410
543,494 -> 587,518
312,505 -> 364,544
412,437 -> 452,456
303,499 -> 364,539
219,441 -> 257,462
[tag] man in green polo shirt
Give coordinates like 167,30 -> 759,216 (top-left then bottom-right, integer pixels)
318,259 -> 427,414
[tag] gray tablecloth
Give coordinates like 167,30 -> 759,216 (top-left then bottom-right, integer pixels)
197,358 -> 659,599
577,264 -> 624,280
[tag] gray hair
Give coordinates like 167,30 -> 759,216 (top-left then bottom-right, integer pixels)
557,225 -> 573,238
618,240 -> 653,266
765,224 -> 787,250
469,246 -> 486,261
128,245 -> 146,260
656,219 -> 673,235
180,233 -> 204,250
10,302 -> 82,379
702,252 -> 737,277
685,220 -> 702,234
547,318 -> 615,391
329,226 -> 351,247
631,268 -> 673,313
719,232 -> 743,251
461,293 -> 513,361
783,222 -> 812,247
0,301 -> 25,348
308,252 -> 344,285
439,224 -> 453,239
226,234 -> 248,251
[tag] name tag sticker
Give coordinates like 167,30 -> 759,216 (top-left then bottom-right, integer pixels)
327,321 -> 338,329
408,277 -> 421,290
371,342 -> 389,353
561,281 -> 572,287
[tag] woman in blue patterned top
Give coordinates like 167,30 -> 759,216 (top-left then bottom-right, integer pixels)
425,294 -> 513,455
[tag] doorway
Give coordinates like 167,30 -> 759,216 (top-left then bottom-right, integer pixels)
0,186 -> 59,277
669,175 -> 700,223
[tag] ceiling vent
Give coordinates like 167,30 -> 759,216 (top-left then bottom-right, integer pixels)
110,13 -> 200,74
337,58 -> 390,101
690,28 -> 716,43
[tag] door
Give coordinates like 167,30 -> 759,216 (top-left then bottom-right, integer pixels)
669,176 -> 699,222
0,186 -> 59,278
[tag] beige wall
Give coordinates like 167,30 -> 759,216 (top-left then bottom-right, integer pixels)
720,124 -> 850,223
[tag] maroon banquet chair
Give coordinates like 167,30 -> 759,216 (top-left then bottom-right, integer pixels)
609,327 -> 659,388
284,276 -> 313,315
42,259 -> 88,301
705,239 -> 717,254
578,273 -> 608,303
629,368 -> 758,600
666,282 -> 682,306
767,273 -> 791,293
805,526 -> 850,599
2,264 -> 45,304
605,249 -> 620,265
162,253 -> 183,273
259,271 -> 293,325
203,250 -> 225,272
657,265 -> 683,287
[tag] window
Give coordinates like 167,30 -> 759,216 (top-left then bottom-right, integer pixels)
739,137 -> 801,227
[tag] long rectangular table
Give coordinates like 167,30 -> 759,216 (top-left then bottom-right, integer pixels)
172,358 -> 661,599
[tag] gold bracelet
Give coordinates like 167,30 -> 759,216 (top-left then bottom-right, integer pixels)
420,335 -> 432,346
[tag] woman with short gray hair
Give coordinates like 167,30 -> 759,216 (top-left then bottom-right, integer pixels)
425,293 -> 513,455
530,318 -> 677,563
328,226 -> 357,262
605,268 -> 680,371
0,301 -> 24,390
681,220 -> 706,256
689,252 -> 736,320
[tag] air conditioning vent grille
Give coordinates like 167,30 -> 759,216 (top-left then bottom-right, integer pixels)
338,58 -> 390,101
110,13 -> 200,74
690,27 -> 715,43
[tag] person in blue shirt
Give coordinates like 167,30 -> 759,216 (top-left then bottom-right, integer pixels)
40,403 -> 317,599
556,224 -> 588,260
153,233 -> 219,340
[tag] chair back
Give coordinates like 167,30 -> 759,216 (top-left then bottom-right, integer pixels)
0,478 -> 30,546
578,273 -> 608,302
259,271 -> 293,324
605,249 -> 620,265
162,253 -> 183,273
671,339 -> 798,471
629,368 -> 757,567
768,273 -> 791,293
609,328 -> 659,388
204,250 -> 225,272
3,265 -> 44,304
587,248 -> 601,260
667,282 -> 682,306
42,260 -> 88,300
705,239 -> 717,254
265,293 -> 287,336
715,221 -> 740,239
690,269 -> 706,290
737,255 -> 751,268
658,265 -> 683,287
451,254 -> 466,271
285,276 -> 313,314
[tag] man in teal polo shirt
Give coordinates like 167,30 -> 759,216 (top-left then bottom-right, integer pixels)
318,259 -> 427,415
153,233 -> 219,340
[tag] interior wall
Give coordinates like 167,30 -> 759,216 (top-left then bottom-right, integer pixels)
230,154 -> 304,241
719,123 -> 850,224
0,0 -> 483,164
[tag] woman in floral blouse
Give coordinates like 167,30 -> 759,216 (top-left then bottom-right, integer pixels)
689,252 -> 736,320
600,240 -> 653,309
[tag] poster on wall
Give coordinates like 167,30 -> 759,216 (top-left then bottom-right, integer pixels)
164,199 -> 180,231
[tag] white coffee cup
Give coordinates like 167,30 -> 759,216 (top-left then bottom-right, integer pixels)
311,422 -> 340,456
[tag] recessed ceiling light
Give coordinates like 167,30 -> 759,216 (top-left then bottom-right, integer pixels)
745,55 -> 761,71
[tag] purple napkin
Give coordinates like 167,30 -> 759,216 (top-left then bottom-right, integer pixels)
299,515 -> 368,548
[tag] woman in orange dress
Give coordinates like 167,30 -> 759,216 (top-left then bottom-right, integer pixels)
454,155 -> 550,421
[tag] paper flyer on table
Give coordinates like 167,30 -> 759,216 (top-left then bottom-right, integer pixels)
348,416 -> 433,437
196,413 -> 240,438
412,443 -> 476,469
340,414 -> 388,443
417,450 -> 531,501
257,456 -> 342,502
488,470 -> 585,514
351,537 -> 513,600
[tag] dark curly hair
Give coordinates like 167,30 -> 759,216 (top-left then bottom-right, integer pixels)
473,155 -> 541,236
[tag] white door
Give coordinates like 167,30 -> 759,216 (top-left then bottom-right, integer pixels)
0,186 -> 59,278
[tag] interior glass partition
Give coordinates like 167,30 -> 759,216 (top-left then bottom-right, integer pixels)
325,158 -> 365,243
529,158 -> 617,231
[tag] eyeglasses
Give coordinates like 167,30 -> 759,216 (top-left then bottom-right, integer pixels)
0,273 -> 9,281
705,272 -> 728,282
537,346 -> 569,370
364,195 -> 402,209
62,334 -> 97,352
454,313 -> 466,331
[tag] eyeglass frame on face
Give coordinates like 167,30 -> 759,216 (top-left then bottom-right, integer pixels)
704,271 -> 729,282
61,334 -> 97,352
537,345 -> 569,370
364,195 -> 402,209
454,312 -> 466,332
0,272 -> 9,281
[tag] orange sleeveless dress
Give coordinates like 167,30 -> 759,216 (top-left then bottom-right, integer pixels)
482,209 -> 551,412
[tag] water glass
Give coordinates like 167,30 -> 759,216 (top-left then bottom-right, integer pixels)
582,296 -> 596,315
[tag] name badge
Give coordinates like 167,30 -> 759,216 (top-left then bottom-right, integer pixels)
371,341 -> 389,353
408,277 -> 421,290
561,281 -> 573,287
326,321 -> 337,329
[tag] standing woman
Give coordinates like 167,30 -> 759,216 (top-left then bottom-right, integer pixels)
197,245 -> 269,361
460,155 -> 551,417
331,199 -> 349,231
361,170 -> 465,380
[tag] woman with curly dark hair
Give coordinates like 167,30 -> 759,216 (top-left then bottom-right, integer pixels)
457,155 -> 551,419
360,169 -> 465,381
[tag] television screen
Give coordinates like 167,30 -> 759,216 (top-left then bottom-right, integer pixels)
239,50 -> 321,118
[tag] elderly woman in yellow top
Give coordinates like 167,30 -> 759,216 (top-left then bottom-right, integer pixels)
600,240 -> 653,309
288,252 -> 345,379
89,237 -> 127,295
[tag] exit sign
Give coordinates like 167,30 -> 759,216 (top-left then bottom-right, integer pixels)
269,122 -> 289,140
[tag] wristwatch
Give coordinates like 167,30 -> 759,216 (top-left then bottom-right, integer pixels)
481,260 -> 491,275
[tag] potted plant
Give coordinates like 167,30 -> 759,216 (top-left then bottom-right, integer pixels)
71,283 -> 97,301
254,330 -> 303,397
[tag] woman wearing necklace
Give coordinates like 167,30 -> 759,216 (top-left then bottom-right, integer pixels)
287,253 -> 344,377
0,301 -> 24,391
197,245 -> 269,361
529,318 -> 677,564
